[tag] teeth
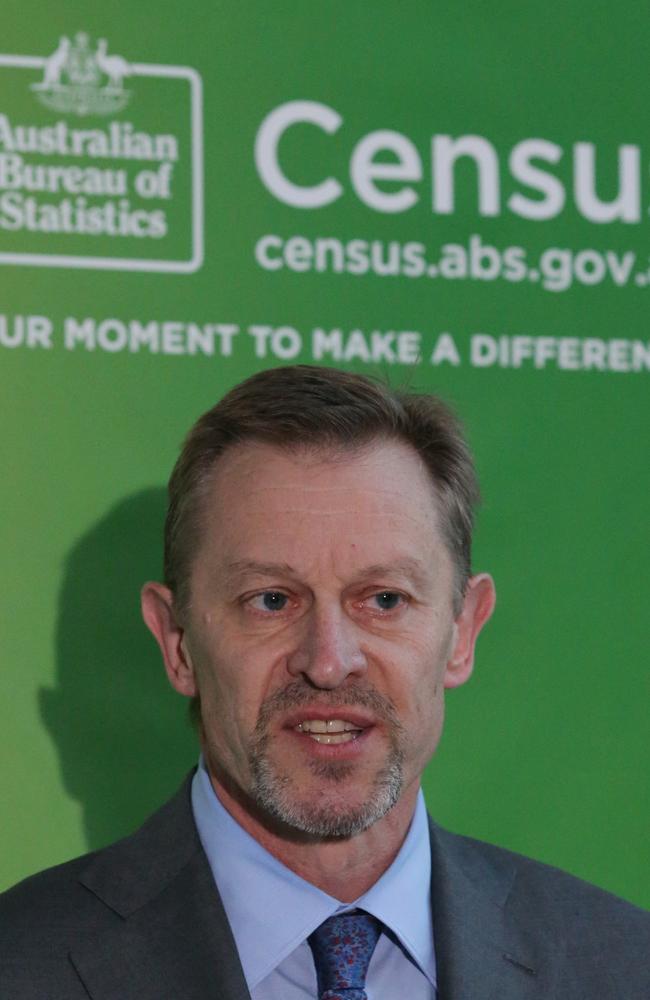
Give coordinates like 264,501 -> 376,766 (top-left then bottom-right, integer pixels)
297,719 -> 360,734
305,731 -> 359,744
294,719 -> 364,744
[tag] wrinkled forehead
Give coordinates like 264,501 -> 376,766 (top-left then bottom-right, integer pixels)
187,440 -> 453,588
202,437 -> 444,523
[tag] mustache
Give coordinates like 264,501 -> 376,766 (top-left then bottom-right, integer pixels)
253,680 -> 404,736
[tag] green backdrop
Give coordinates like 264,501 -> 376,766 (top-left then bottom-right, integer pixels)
2,2 -> 648,908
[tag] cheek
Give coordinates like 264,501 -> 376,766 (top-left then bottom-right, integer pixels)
383,632 -> 450,728
190,632 -> 277,734
391,627 -> 451,685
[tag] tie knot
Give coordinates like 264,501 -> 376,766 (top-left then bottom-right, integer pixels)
308,911 -> 382,1000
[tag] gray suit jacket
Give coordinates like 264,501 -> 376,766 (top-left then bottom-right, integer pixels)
1,773 -> 648,999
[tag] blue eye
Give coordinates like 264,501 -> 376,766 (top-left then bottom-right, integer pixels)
373,591 -> 402,610
253,591 -> 289,612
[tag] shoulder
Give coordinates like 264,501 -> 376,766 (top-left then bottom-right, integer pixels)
0,850 -> 119,999
0,773 -> 202,990
431,818 -> 650,939
0,848 -> 106,939
427,821 -> 649,998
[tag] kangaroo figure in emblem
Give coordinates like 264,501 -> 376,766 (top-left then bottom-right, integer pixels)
42,36 -> 71,87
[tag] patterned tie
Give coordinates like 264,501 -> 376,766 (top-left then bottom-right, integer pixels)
308,911 -> 382,1000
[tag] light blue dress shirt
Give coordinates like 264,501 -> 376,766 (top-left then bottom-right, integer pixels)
191,758 -> 437,999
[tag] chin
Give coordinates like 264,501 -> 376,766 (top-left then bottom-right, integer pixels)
251,754 -> 405,838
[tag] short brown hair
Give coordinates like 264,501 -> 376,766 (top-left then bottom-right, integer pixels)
164,365 -> 480,617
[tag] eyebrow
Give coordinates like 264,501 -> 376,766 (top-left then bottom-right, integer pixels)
350,559 -> 431,589
225,557 -> 430,588
226,560 -> 297,579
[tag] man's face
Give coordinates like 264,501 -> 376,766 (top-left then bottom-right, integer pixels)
146,439 -> 492,838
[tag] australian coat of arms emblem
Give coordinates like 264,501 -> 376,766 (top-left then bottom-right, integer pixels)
31,32 -> 131,116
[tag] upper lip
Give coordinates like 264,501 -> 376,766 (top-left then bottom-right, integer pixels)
282,708 -> 375,731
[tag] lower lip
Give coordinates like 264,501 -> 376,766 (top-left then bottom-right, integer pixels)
287,727 -> 374,757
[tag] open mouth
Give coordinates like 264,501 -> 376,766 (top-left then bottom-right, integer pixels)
295,719 -> 365,745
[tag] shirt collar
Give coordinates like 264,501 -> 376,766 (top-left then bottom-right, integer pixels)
356,790 -> 435,985
191,758 -> 435,990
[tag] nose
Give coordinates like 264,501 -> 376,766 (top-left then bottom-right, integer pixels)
286,603 -> 367,688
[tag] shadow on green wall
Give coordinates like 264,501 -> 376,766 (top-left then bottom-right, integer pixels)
39,488 -> 197,851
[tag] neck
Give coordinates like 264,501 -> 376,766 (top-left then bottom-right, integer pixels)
207,768 -> 420,901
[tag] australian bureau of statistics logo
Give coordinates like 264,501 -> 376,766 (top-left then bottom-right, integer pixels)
31,32 -> 132,117
0,33 -> 203,273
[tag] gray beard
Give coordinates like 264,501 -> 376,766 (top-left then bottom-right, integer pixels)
247,681 -> 406,838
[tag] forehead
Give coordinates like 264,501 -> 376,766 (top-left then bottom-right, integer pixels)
196,439 -> 448,567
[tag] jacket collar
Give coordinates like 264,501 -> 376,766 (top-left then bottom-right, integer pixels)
428,818 -> 563,1000
70,771 -> 251,1000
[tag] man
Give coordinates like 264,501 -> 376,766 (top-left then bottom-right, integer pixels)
1,365 -> 648,999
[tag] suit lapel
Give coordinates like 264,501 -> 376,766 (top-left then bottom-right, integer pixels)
429,819 -> 562,1000
69,775 -> 251,1000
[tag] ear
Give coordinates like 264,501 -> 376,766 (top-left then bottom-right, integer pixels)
141,582 -> 197,697
444,573 -> 496,689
